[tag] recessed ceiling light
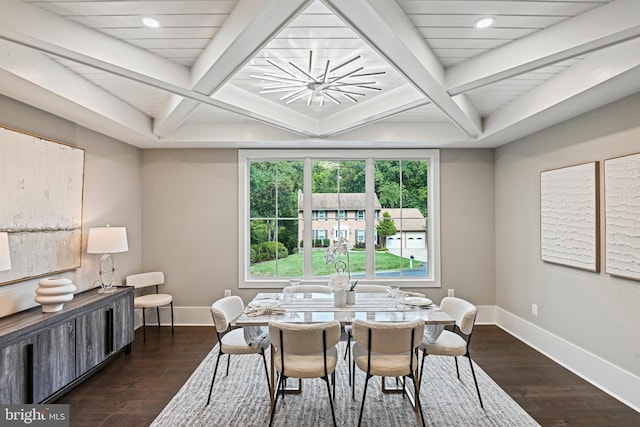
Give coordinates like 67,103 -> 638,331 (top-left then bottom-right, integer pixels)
141,17 -> 160,28
474,16 -> 495,29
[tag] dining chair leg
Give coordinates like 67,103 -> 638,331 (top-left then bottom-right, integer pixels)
269,375 -> 284,427
454,355 -> 460,379
225,354 -> 231,376
323,375 -> 337,427
467,355 -> 484,408
260,350 -> 272,401
351,358 -> 356,400
419,350 -> 427,384
206,350 -> 223,405
170,301 -> 174,334
357,374 -> 371,427
142,308 -> 147,342
412,374 -> 426,427
156,306 -> 161,329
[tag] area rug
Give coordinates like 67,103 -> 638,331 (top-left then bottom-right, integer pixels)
151,343 -> 540,427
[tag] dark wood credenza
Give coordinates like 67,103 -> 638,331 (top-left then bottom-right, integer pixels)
0,286 -> 134,404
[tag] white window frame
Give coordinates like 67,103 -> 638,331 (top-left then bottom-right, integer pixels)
239,149 -> 440,289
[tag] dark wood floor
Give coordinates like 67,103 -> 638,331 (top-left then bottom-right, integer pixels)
56,325 -> 640,427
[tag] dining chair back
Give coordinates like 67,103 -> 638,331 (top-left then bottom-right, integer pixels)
125,271 -> 173,341
343,283 -> 392,381
206,296 -> 271,406
419,296 -> 483,408
351,319 -> 425,427
268,320 -> 341,427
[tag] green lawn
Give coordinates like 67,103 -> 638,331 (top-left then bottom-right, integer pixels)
250,249 -> 423,277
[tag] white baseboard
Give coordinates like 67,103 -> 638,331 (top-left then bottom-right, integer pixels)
495,306 -> 640,413
133,306 -> 212,329
135,304 -> 639,413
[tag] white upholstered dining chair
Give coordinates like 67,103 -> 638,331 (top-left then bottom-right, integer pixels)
268,319 -> 341,427
419,296 -> 483,408
207,296 -> 271,406
343,284 -> 390,384
125,271 -> 174,341
351,318 -> 426,427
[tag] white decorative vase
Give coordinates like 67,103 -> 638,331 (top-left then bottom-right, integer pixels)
35,277 -> 76,313
333,290 -> 347,307
346,290 -> 356,305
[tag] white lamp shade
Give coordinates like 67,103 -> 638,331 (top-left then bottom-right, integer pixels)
87,226 -> 128,254
0,232 -> 11,271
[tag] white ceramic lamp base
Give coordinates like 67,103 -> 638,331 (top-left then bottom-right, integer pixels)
35,277 -> 76,313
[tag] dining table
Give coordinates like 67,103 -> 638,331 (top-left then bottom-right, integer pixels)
232,291 -> 456,405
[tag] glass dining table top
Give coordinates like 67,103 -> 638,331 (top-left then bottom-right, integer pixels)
233,292 -> 455,327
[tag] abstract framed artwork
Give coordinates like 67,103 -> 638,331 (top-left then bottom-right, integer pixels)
604,152 -> 640,281
540,162 -> 599,272
0,126 -> 85,285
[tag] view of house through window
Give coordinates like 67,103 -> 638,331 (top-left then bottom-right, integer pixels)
241,150 -> 439,287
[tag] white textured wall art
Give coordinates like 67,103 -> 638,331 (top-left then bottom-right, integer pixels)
605,153 -> 640,280
540,162 -> 599,271
0,126 -> 85,285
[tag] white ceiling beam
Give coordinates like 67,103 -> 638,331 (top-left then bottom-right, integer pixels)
0,41 -> 158,147
0,0 -> 190,90
446,0 -> 640,95
153,0 -> 313,137
482,38 -> 640,145
323,0 -> 482,137
212,85 -> 319,136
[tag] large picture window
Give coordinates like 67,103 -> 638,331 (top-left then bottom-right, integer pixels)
239,150 -> 440,288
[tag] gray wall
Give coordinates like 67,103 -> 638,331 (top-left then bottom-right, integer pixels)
495,92 -> 640,377
140,148 -> 496,308
0,95 -> 142,317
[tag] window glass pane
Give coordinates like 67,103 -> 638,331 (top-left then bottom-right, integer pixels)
374,160 -> 428,278
249,161 -> 276,218
311,160 -> 365,277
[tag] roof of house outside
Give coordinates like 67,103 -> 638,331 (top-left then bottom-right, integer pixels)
379,208 -> 427,231
298,192 -> 382,210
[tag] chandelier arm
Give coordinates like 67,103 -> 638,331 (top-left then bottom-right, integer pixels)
327,88 -> 365,96
251,74 -> 308,84
329,55 -> 361,74
328,67 -> 364,85
350,71 -> 386,77
285,90 -> 312,104
266,59 -> 298,78
354,85 -> 383,91
321,60 -> 331,83
331,81 -> 376,86
280,88 -> 307,101
288,62 -> 317,82
308,51 -> 313,74
342,93 -> 359,103
323,92 -> 341,105
261,86 -> 307,94
263,83 -> 307,89
319,94 -> 326,107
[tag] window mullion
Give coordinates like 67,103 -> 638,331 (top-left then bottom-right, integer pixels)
303,157 -> 312,278
365,157 -> 375,279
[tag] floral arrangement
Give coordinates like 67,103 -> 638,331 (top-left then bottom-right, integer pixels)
325,237 -> 357,292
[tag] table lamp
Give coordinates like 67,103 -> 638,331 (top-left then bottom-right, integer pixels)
0,232 -> 11,272
87,225 -> 128,293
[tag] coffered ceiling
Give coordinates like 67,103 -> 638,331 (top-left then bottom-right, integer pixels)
0,0 -> 639,148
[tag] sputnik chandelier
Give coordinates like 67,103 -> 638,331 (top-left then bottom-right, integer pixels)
251,51 -> 385,107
